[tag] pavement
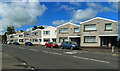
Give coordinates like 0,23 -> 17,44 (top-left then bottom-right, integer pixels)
2,44 -> 119,70
81,47 -> 119,56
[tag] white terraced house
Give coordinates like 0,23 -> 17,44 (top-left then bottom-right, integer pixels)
41,26 -> 57,45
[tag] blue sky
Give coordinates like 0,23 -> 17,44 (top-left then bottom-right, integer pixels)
0,2 -> 119,34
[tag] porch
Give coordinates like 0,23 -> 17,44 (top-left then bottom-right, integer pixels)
99,34 -> 118,48
68,36 -> 81,46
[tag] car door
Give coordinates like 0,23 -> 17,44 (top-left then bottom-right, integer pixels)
46,42 -> 49,47
48,42 -> 51,47
67,42 -> 71,48
64,42 -> 68,48
66,42 -> 71,48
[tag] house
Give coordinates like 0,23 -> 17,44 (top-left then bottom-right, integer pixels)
56,22 -> 80,45
41,26 -> 57,45
7,33 -> 19,43
31,29 -> 42,45
18,31 -> 31,44
80,17 -> 118,48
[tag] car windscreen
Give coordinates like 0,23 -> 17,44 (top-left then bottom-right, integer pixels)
69,42 -> 76,45
50,42 -> 56,44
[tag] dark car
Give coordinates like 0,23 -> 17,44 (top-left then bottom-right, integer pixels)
45,42 -> 58,48
25,42 -> 33,46
60,42 -> 79,50
13,42 -> 19,45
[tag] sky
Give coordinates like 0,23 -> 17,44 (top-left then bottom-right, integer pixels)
0,2 -> 119,35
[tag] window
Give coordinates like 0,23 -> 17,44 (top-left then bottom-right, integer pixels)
25,39 -> 29,42
44,38 -> 50,42
24,34 -> 30,37
105,24 -> 112,30
32,32 -> 38,36
19,35 -> 23,37
59,37 -> 68,43
52,39 -> 56,42
74,28 -> 79,33
84,36 -> 96,43
43,31 -> 50,35
14,35 -> 18,38
10,36 -> 13,38
84,24 -> 96,31
32,39 -> 38,42
59,28 -> 68,34
7,36 -> 10,39
14,39 -> 18,42
19,39 -> 23,42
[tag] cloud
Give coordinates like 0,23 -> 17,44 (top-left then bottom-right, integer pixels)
108,0 -> 120,2
72,8 -> 97,21
87,3 -> 102,9
69,2 -> 81,6
52,20 -> 68,26
52,2 -> 118,26
87,2 -> 118,12
0,2 -> 47,35
58,4 -> 75,11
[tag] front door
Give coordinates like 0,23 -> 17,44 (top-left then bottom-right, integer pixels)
101,37 -> 108,47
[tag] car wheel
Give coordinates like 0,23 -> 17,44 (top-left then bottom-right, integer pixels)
71,47 -> 74,50
45,46 -> 47,48
51,46 -> 53,48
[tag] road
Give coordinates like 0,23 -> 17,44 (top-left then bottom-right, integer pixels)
2,44 -> 118,69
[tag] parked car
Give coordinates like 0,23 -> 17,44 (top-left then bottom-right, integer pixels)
13,42 -> 19,45
60,42 -> 79,50
45,42 -> 58,48
25,42 -> 33,46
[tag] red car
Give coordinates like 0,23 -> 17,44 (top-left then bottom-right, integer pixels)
45,42 -> 58,48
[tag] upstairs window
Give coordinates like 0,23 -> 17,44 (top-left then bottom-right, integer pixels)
19,35 -> 23,37
24,34 -> 30,37
14,35 -> 18,38
84,24 -> 96,31
105,24 -> 112,31
59,28 -> 68,34
43,31 -> 50,35
32,32 -> 38,36
74,28 -> 79,33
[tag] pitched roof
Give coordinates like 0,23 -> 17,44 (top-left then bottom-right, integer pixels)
57,22 -> 80,28
80,17 -> 117,24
